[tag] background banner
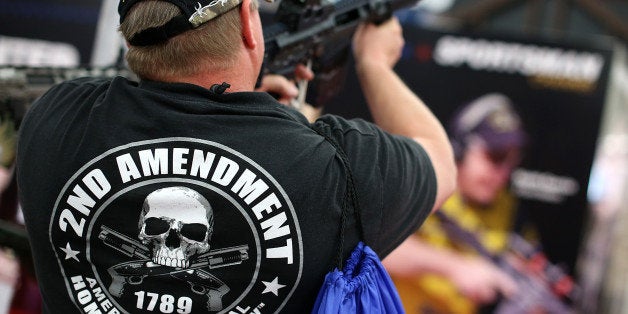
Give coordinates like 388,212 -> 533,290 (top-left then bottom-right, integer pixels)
325,22 -> 614,275
0,0 -> 103,66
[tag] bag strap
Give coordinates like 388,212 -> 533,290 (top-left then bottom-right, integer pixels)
311,124 -> 366,269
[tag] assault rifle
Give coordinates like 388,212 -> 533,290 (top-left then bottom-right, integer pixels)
435,211 -> 579,314
261,0 -> 419,106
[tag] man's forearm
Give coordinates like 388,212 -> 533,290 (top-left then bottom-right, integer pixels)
356,62 -> 441,140
383,236 -> 464,277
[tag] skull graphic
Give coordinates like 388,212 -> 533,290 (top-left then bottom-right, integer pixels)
138,186 -> 214,268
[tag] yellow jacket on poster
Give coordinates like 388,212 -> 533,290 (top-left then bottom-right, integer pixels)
392,190 -> 517,314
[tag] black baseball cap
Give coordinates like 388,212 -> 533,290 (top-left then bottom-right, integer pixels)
119,0 -> 247,46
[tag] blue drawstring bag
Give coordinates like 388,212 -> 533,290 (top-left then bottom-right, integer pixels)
311,125 -> 405,314
312,242 -> 405,313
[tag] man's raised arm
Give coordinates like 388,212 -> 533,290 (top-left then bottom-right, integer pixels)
352,18 -> 457,211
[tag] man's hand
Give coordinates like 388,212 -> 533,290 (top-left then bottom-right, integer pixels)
384,237 -> 517,306
0,249 -> 19,287
255,64 -> 314,105
447,255 -> 518,304
352,17 -> 404,70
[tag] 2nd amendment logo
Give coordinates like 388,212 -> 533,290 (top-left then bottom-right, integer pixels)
49,138 -> 303,314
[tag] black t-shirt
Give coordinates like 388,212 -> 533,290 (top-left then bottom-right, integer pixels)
16,77 -> 436,313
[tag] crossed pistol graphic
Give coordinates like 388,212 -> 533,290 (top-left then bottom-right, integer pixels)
98,225 -> 250,311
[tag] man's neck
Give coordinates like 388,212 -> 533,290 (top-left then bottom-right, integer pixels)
161,70 -> 257,93
157,51 -> 261,92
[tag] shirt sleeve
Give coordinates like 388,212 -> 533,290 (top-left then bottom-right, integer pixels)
313,115 -> 437,258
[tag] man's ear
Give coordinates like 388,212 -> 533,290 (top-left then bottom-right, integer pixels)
240,0 -> 257,49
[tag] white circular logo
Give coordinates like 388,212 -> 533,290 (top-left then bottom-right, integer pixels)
50,138 -> 303,313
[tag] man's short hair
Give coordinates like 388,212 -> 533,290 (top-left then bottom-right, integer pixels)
119,0 -> 256,80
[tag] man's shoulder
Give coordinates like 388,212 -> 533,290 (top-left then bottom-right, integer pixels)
30,77 -> 112,112
313,114 -> 378,138
46,76 -> 135,97
55,76 -> 117,89
29,76 -> 132,112
19,76 -> 126,149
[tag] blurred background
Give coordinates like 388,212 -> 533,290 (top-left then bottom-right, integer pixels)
1,0 -> 627,313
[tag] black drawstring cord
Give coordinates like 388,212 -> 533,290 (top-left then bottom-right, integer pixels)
312,126 -> 365,270
210,82 -> 231,94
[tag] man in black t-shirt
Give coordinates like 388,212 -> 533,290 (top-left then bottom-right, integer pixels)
15,0 -> 456,312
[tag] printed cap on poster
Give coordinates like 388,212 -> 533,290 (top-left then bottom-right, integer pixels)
450,93 -> 527,153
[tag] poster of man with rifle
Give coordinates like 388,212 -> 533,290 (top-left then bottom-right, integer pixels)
325,18 -> 614,313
